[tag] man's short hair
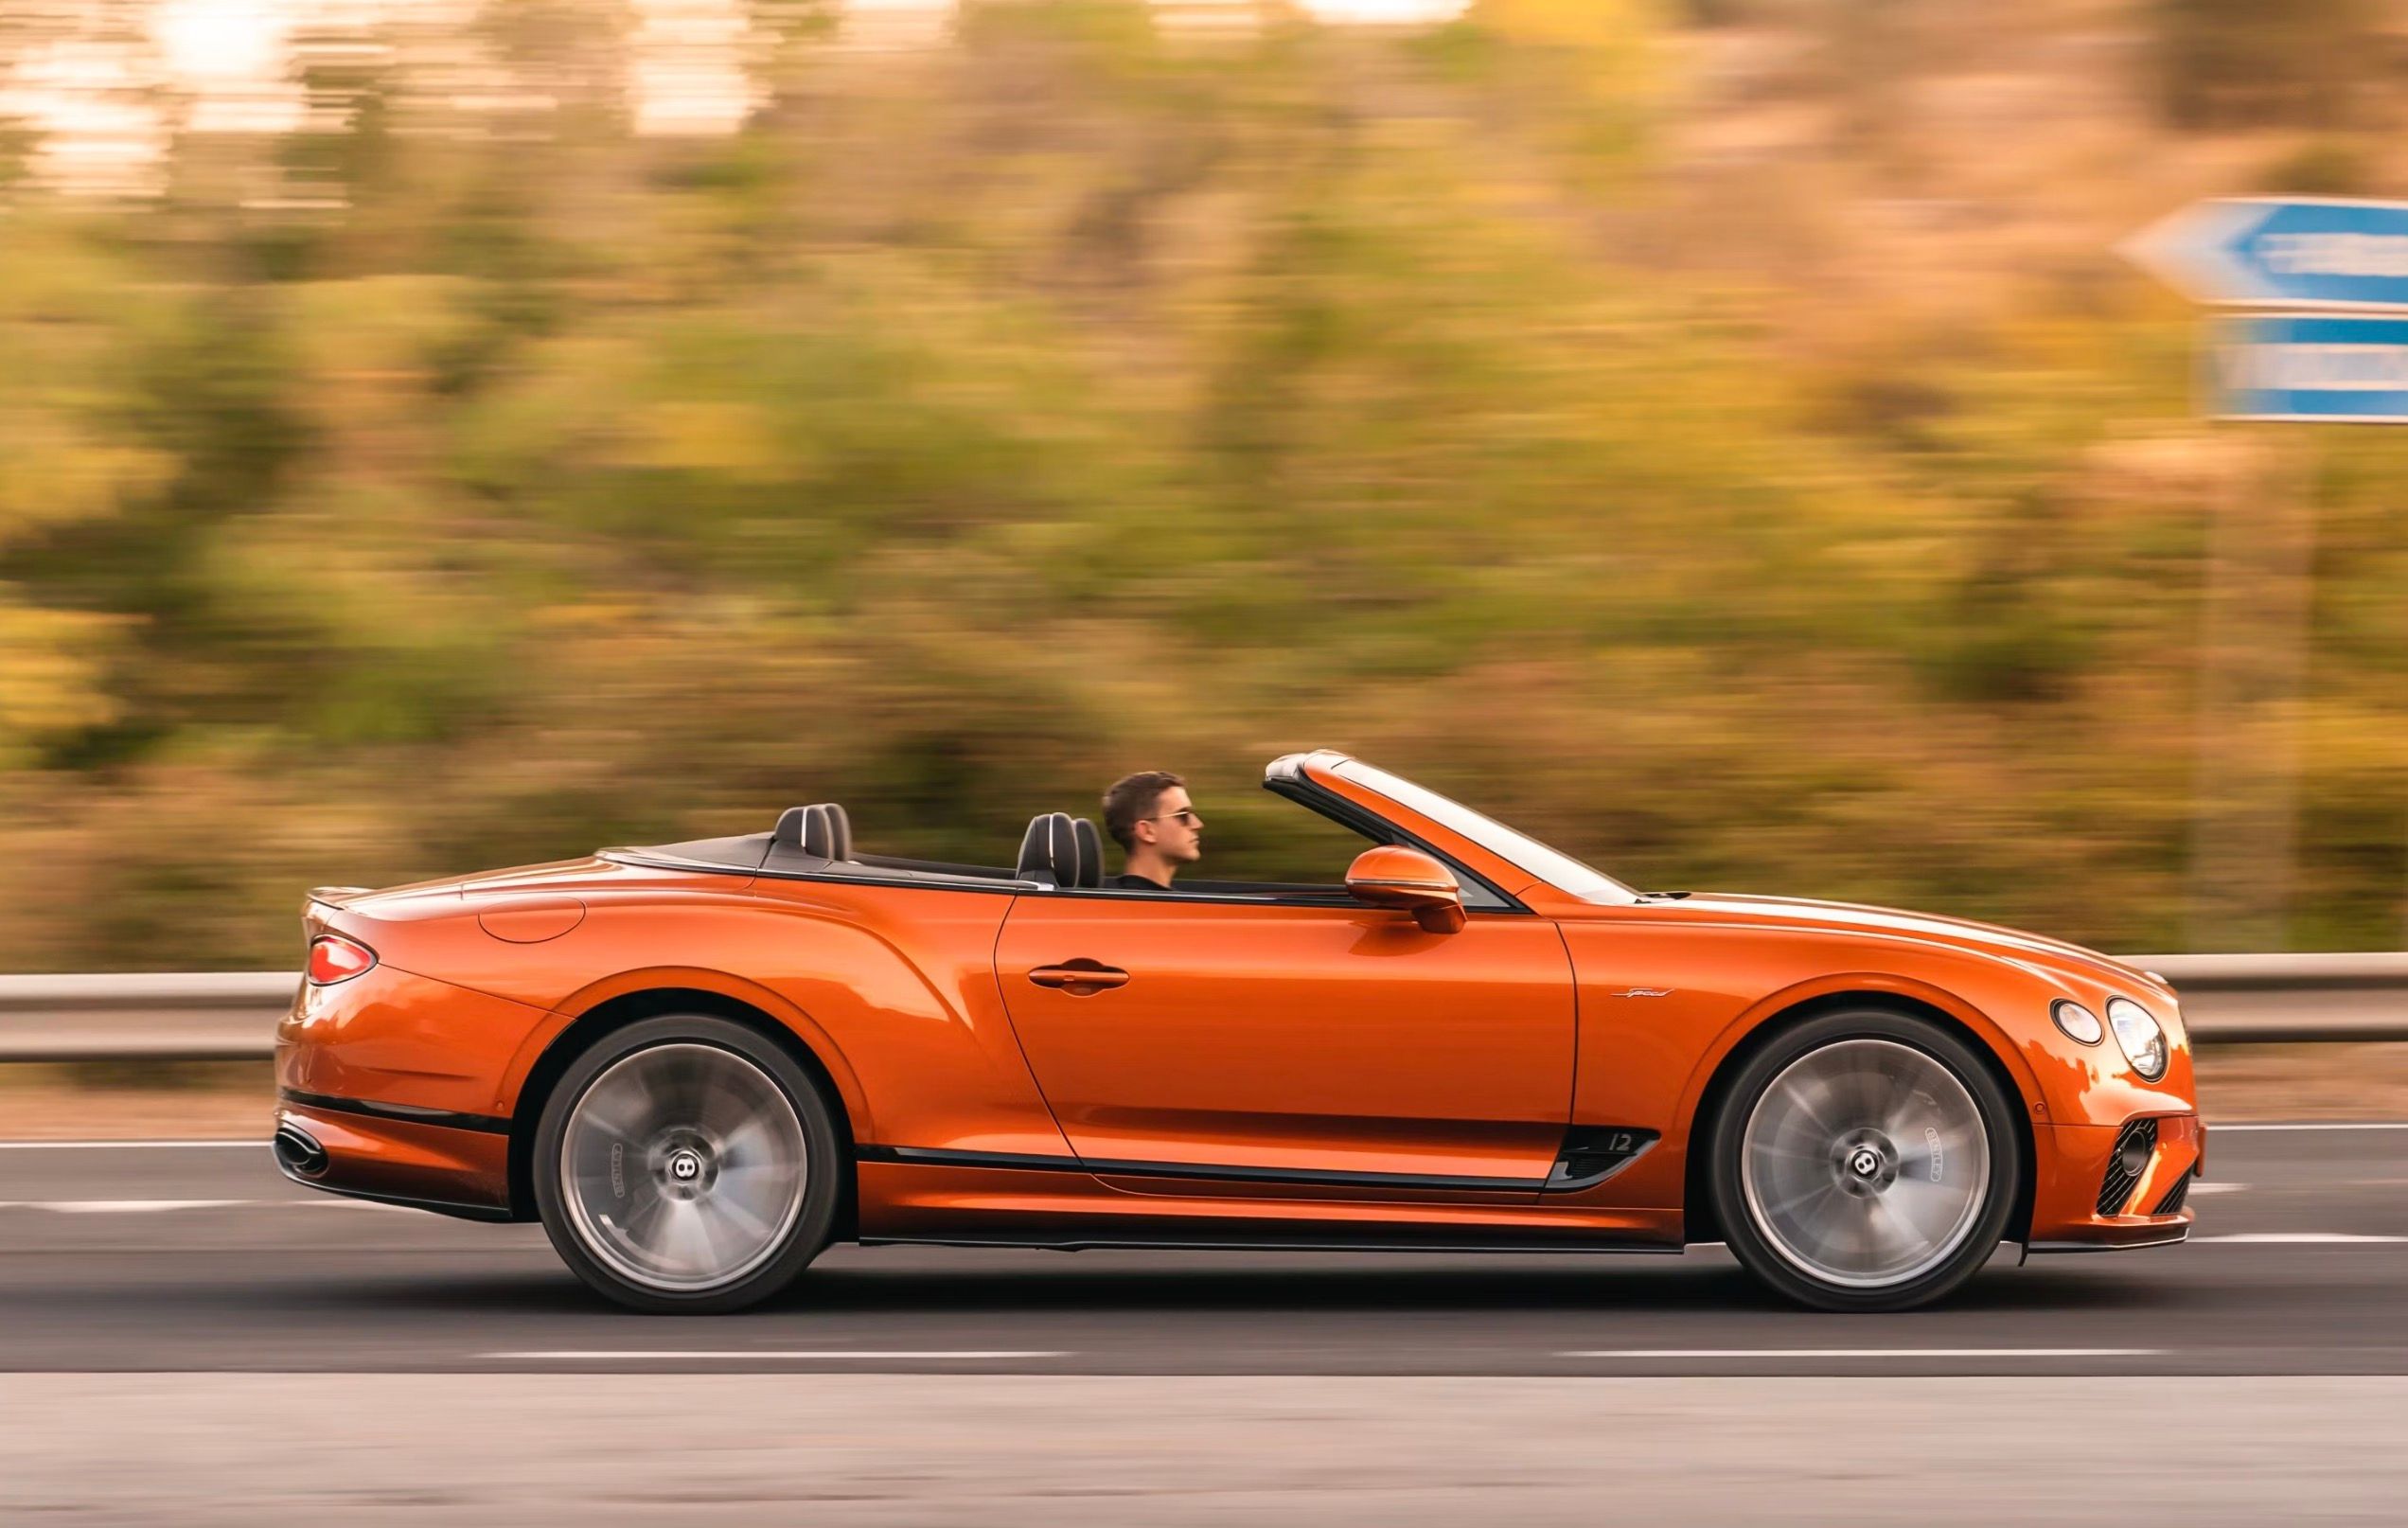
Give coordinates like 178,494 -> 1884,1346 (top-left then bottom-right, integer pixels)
1103,771 -> 1184,851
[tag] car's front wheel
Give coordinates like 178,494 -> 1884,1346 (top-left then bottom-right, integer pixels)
533,1015 -> 842,1313
1709,1010 -> 2022,1312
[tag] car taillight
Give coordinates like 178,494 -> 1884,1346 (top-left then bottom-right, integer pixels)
307,933 -> 377,985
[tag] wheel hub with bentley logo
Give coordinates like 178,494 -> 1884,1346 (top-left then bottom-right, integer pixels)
1833,1128 -> 1901,1198
651,1133 -> 720,1199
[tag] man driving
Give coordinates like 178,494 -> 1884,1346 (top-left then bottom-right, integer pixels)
1102,771 -> 1203,890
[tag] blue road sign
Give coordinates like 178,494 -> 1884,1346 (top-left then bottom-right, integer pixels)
2124,198 -> 2408,311
2208,314 -> 2408,422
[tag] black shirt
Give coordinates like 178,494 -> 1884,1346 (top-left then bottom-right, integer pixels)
1111,873 -> 1168,891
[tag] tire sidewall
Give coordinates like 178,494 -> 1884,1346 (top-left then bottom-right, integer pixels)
1710,1008 -> 2022,1313
532,1014 -> 843,1314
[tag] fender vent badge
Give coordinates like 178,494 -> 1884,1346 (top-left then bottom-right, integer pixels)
1545,1128 -> 1662,1191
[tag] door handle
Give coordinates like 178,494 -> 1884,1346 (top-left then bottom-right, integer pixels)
1028,961 -> 1130,994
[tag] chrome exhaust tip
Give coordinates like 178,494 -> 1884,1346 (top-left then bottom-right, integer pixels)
274,1123 -> 329,1179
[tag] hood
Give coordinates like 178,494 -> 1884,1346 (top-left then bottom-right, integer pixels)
1631,892 -> 2166,997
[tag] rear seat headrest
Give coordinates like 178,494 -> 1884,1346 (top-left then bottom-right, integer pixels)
1016,812 -> 1078,886
803,803 -> 852,862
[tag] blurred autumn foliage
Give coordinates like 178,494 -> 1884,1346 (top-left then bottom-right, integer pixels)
0,0 -> 2403,969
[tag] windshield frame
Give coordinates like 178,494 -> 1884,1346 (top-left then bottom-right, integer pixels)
1329,758 -> 1639,906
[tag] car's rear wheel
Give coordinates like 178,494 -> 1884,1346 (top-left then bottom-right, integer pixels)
533,1015 -> 842,1313
1709,1009 -> 2021,1312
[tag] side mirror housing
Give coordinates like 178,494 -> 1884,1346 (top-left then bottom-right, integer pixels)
1345,845 -> 1466,934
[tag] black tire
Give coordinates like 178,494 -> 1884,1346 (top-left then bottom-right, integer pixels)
532,1014 -> 843,1314
1709,1008 -> 2023,1313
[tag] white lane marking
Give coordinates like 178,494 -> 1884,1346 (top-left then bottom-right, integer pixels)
0,1199 -> 384,1213
2190,1182 -> 2249,1194
0,1140 -> 263,1150
484,1350 -> 1069,1361
14,1199 -> 257,1214
1561,1348 -> 2161,1359
2205,1224 -> 2408,1234
2209,1123 -> 2408,1132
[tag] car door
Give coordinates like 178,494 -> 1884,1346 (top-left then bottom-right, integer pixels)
992,894 -> 1576,1196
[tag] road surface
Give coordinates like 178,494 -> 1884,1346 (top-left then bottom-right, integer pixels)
4,1123 -> 2403,1523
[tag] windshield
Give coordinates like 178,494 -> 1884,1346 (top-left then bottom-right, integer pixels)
1333,759 -> 1638,905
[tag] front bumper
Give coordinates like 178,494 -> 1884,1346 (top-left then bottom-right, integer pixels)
2026,1113 -> 2204,1253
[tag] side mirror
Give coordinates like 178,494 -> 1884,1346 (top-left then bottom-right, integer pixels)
1345,845 -> 1466,934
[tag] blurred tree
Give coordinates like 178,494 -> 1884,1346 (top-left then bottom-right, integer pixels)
2159,0 -> 2379,130
0,0 -> 2400,968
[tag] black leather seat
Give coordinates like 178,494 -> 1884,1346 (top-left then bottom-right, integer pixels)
1071,817 -> 1103,889
1016,812 -> 1079,886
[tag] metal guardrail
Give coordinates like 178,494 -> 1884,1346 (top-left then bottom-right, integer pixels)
0,955 -> 2401,1062
2129,953 -> 2408,1043
0,973 -> 300,1061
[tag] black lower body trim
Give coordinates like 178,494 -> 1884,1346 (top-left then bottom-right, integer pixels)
270,1150 -> 515,1222
2025,1227 -> 2190,1254
860,1233 -> 1683,1255
859,1144 -> 1079,1173
858,1143 -> 1548,1195
279,1088 -> 511,1136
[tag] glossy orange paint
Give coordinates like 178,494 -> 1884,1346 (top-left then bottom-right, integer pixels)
273,749 -> 2199,1258
994,897 -> 1573,1184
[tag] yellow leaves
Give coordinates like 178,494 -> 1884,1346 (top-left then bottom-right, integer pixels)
615,400 -> 803,484
0,595 -> 125,766
1465,0 -> 1663,123
0,428 -> 176,547
287,275 -> 480,382
1473,0 -> 1663,52
0,216 -> 181,545
283,276 -> 481,435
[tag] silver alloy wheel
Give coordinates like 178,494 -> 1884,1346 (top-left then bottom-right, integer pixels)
1739,1038 -> 1992,1289
558,1041 -> 809,1293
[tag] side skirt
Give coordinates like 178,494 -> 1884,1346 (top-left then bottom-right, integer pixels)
859,1233 -> 1687,1255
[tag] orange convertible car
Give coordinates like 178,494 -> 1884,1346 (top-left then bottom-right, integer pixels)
274,751 -> 2200,1312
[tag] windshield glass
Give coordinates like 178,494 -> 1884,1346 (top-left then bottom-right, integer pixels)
1333,760 -> 1637,905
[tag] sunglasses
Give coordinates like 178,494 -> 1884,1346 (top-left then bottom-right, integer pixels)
1144,808 -> 1202,826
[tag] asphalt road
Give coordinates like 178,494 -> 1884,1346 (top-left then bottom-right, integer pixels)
6,1125 -> 2405,1525
2,1123 -> 2402,1377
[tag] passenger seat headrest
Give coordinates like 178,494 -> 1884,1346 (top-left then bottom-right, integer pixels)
1071,817 -> 1103,889
802,803 -> 852,862
1016,812 -> 1078,886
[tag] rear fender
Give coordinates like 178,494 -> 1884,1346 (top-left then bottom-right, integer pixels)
505,966 -> 875,1143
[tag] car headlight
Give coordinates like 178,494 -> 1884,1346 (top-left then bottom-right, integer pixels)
2051,999 -> 2104,1045
2106,997 -> 2168,1081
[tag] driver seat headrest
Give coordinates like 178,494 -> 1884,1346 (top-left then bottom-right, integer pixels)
1017,812 -> 1078,886
1071,817 -> 1102,889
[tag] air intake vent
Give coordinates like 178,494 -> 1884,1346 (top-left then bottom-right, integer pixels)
2097,1117 -> 2159,1217
2151,1175 -> 2190,1217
